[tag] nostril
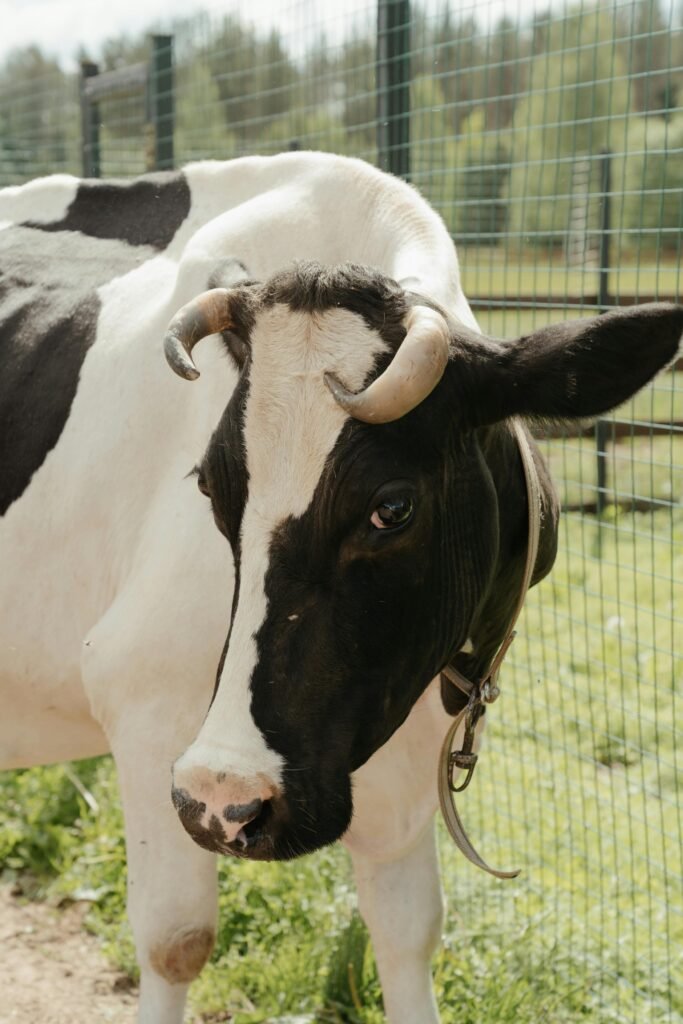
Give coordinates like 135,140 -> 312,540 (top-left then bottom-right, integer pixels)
232,798 -> 272,850
223,798 -> 263,824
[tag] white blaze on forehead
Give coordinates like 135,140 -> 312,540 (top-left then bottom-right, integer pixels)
245,304 -> 390,515
187,304 -> 390,781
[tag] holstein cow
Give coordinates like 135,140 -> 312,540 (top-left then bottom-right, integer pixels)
1,151 -> 681,1023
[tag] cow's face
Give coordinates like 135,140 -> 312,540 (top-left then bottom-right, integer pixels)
167,262 -> 683,860
171,264 -> 485,859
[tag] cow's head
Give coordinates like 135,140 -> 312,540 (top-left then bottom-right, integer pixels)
166,261 -> 682,860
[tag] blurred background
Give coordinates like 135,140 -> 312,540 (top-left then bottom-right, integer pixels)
0,1 -> 681,1022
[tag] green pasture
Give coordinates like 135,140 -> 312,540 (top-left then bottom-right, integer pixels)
1,503 -> 680,1023
539,371 -> 683,511
459,249 -> 681,306
460,249 -> 681,341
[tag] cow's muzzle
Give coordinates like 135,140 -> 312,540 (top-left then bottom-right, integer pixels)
171,762 -> 279,858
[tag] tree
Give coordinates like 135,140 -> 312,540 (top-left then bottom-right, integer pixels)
617,113 -> 683,253
0,46 -> 78,182
174,59 -> 236,163
338,33 -> 376,157
621,0 -> 672,114
454,107 -> 511,245
506,6 -> 630,249
206,16 -> 298,144
410,75 -> 460,236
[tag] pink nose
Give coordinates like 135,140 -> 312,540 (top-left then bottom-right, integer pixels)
171,764 -> 275,848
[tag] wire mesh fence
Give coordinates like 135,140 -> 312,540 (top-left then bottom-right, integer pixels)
0,1 -> 681,1021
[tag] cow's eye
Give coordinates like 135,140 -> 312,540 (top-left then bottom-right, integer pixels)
370,496 -> 414,530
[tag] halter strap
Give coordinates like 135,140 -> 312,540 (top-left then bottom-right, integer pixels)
438,418 -> 542,878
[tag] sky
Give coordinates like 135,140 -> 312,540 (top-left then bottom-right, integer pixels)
0,0 -> 359,67
0,0 -> 539,69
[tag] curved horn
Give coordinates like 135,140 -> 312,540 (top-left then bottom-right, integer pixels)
164,288 -> 236,380
324,305 -> 450,423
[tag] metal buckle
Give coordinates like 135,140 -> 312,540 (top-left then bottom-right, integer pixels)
448,694 -> 483,793
449,750 -> 478,792
480,678 -> 500,704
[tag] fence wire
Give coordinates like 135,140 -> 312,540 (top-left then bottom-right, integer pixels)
0,1 -> 681,1022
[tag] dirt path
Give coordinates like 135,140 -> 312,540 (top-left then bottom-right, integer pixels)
0,884 -> 317,1023
0,884 -> 137,1024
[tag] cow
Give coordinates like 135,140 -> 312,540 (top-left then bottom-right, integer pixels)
1,150 -> 681,1024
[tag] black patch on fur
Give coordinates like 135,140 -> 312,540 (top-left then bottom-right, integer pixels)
0,223 -> 157,515
25,172 -> 190,250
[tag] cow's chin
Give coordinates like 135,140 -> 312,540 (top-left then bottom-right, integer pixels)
183,778 -> 354,863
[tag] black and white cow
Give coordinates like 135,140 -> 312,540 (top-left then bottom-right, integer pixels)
1,152 -> 681,1023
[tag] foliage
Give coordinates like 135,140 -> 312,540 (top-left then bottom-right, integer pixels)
0,46 -> 79,183
616,113 -> 683,253
452,108 -> 511,245
175,59 -> 237,164
506,7 -> 630,249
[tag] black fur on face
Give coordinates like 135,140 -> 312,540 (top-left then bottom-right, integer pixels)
201,334 -> 512,859
244,408 -> 504,858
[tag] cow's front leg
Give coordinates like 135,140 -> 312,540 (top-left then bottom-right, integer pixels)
109,713 -> 218,1024
349,822 -> 443,1024
344,679 -> 452,1023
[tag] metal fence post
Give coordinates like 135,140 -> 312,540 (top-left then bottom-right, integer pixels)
595,150 -> 612,520
150,34 -> 175,171
377,0 -> 411,179
80,61 -> 101,178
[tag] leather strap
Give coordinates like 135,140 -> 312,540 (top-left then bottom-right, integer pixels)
438,418 -> 542,878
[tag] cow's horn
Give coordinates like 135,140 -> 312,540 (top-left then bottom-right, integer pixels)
324,305 -> 450,423
164,288 -> 236,380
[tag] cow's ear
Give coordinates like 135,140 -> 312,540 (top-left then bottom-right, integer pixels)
450,303 -> 683,426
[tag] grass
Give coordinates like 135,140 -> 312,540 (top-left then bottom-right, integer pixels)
456,248 -> 681,342
459,248 -> 681,304
0,327 -> 680,1024
539,372 -> 683,511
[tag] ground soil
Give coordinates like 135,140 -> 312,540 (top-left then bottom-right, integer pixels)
0,885 -> 315,1023
0,883 -> 137,1024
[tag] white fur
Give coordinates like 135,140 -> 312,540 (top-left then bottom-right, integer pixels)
0,152 -> 473,1023
179,305 -> 389,805
0,173 -> 79,224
